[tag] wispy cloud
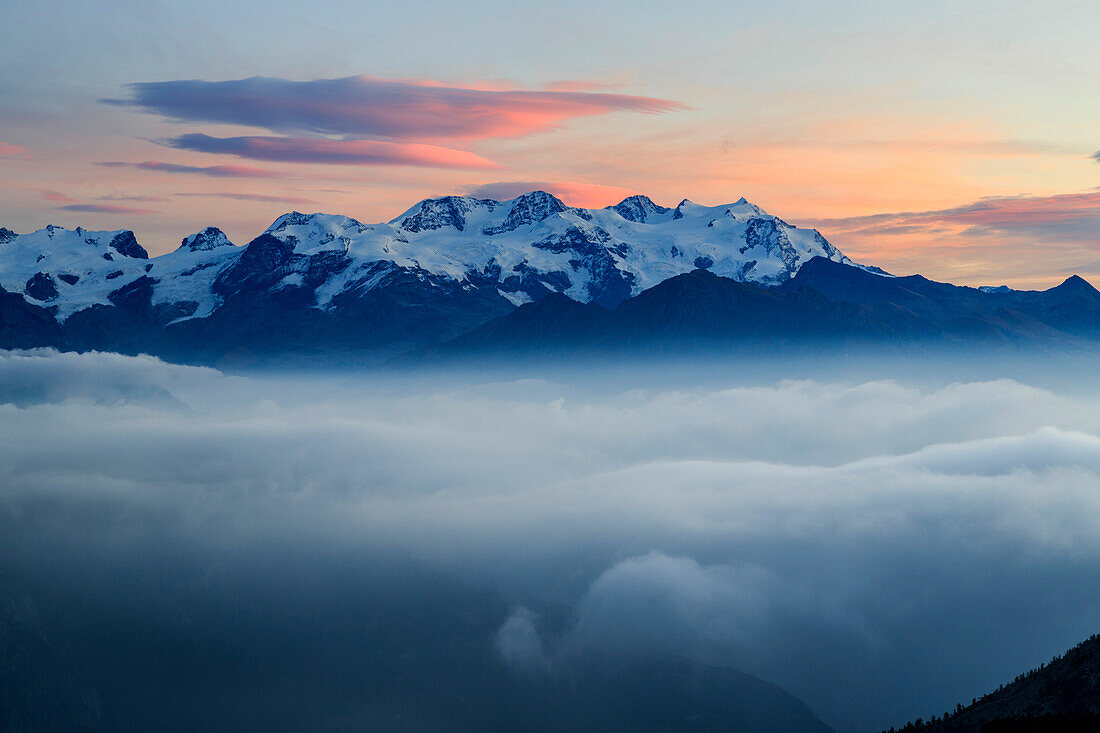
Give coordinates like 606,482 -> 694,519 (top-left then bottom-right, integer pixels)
96,160 -> 287,178
105,75 -> 685,141
59,203 -> 157,215
97,193 -> 168,202
0,142 -> 30,158
805,190 -> 1100,286
39,189 -> 77,204
174,192 -> 316,204
38,189 -> 159,215
163,133 -> 500,169
813,191 -> 1100,238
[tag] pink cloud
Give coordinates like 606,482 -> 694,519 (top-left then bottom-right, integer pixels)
921,192 -> 1100,227
803,190 -> 1100,287
0,142 -> 30,158
464,181 -> 638,208
106,75 -> 685,141
97,160 -> 288,178
40,190 -> 78,204
813,192 -> 1100,234
164,134 -> 501,169
96,194 -> 168,202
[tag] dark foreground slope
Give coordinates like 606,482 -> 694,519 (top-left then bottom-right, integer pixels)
0,576 -> 833,733
885,634 -> 1100,732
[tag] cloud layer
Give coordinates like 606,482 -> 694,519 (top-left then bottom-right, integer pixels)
2,350 -> 1099,732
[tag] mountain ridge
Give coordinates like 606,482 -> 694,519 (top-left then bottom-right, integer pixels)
407,263 -> 1100,364
0,191 -> 856,323
2,191 -> 1099,366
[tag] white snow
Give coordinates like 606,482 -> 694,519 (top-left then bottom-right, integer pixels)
0,193 -> 864,321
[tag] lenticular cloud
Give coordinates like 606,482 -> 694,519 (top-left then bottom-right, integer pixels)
107,75 -> 684,140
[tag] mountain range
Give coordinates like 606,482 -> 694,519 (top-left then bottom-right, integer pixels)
1,191 -> 1097,366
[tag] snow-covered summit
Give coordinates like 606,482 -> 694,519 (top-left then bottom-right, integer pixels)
611,195 -> 671,223
0,191 -> 862,321
179,227 -> 234,252
393,195 -> 499,233
0,225 -> 153,318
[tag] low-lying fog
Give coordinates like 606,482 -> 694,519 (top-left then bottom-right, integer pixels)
2,349 -> 1099,732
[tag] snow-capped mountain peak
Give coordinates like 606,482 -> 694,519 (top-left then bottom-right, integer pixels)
263,212 -> 371,255
483,190 -> 579,235
0,225 -> 153,318
179,227 -> 234,252
393,195 -> 498,233
610,195 -> 671,223
0,190 -> 863,324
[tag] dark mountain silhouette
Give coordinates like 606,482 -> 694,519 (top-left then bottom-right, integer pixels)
884,634 -> 1100,732
409,262 -> 1100,363
785,257 -> 1100,340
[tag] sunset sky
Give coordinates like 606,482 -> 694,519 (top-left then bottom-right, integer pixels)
1,0 -> 1097,288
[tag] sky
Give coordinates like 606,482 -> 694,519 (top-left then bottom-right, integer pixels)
0,0 -> 1097,287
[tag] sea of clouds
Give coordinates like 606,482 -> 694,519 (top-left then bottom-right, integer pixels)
1,348 -> 1098,732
